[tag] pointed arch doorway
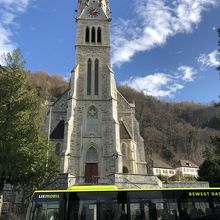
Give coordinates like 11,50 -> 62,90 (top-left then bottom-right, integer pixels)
85,147 -> 98,183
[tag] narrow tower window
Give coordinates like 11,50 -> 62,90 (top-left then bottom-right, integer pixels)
92,27 -> 96,43
122,143 -> 127,157
85,27 -> 90,43
87,59 -> 92,95
94,59 -> 99,95
87,106 -> 98,133
97,27 -> 102,43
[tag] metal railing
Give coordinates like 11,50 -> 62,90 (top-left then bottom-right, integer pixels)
75,176 -> 114,185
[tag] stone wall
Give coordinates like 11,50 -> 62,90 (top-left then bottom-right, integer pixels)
0,184 -> 31,220
113,174 -> 162,188
163,181 -> 210,188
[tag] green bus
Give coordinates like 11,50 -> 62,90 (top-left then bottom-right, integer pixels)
26,185 -> 220,220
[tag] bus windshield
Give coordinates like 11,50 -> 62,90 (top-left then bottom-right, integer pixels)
31,201 -> 59,220
28,193 -> 61,220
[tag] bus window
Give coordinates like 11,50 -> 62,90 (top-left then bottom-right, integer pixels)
79,200 -> 97,220
213,198 -> 220,216
129,199 -> 149,220
130,199 -> 179,220
179,198 -> 214,219
129,190 -> 180,220
152,199 -> 179,220
99,192 -> 127,220
32,201 -> 59,220
68,193 -> 98,220
68,199 -> 97,220
99,192 -> 123,220
100,200 -> 128,220
30,193 -> 62,220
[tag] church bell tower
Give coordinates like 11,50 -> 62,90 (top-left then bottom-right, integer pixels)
61,0 -> 123,181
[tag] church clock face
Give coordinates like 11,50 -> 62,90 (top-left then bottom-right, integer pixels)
88,7 -> 99,17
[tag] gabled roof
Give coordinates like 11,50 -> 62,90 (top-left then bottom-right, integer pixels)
50,89 -> 69,107
120,121 -> 132,139
117,90 -> 135,108
152,159 -> 173,169
50,120 -> 65,139
178,160 -> 199,168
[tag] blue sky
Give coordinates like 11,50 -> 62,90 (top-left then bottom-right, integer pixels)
0,0 -> 220,104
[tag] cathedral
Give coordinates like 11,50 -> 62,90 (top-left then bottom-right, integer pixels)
45,0 -> 154,187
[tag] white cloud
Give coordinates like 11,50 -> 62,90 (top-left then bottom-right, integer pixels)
0,25 -> 15,55
122,72 -> 184,98
121,65 -> 197,98
0,0 -> 30,12
111,0 -> 219,66
197,50 -> 220,68
1,11 -> 15,25
0,0 -> 31,63
177,66 -> 198,82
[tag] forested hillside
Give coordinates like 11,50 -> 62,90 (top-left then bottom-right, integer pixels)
118,86 -> 220,166
29,72 -> 220,166
28,71 -> 68,101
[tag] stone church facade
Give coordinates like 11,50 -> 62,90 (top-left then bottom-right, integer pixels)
44,0 -> 149,186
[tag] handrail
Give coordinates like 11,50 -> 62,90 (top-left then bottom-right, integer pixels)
122,178 -> 141,189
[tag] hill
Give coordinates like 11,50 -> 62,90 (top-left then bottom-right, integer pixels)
28,72 -> 220,166
117,85 -> 220,166
28,71 -> 68,101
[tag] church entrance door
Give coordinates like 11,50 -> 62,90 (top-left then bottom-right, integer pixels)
85,163 -> 98,184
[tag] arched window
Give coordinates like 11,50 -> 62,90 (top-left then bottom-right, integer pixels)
123,166 -> 129,174
87,59 -> 92,95
86,147 -> 98,163
92,27 -> 96,43
85,27 -> 90,43
94,59 -> 99,95
122,143 -> 127,157
87,106 -> 98,133
97,27 -> 102,43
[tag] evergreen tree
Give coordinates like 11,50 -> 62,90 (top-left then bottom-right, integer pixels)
198,138 -> 220,186
199,158 -> 220,187
0,49 -> 58,193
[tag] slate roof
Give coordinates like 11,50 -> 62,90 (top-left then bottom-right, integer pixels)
152,159 -> 173,169
120,121 -> 132,139
178,160 -> 199,168
50,120 -> 65,139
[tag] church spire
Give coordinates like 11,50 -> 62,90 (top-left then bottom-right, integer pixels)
99,0 -> 110,17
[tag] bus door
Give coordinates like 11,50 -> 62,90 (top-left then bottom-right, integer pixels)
128,191 -> 158,220
67,191 -> 128,220
99,191 -> 128,220
67,192 -> 98,220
